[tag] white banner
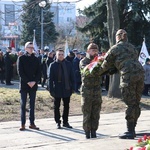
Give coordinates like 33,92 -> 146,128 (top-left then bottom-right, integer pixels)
33,34 -> 39,57
138,41 -> 149,65
64,39 -> 69,58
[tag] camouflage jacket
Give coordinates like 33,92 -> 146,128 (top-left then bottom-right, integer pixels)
99,41 -> 144,86
80,53 -> 101,93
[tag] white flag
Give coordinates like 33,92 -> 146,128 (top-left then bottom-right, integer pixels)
33,32 -> 39,57
138,41 -> 149,65
64,39 -> 69,58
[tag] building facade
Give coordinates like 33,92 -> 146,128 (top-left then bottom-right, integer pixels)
51,2 -> 76,36
0,0 -> 24,51
0,0 -> 76,51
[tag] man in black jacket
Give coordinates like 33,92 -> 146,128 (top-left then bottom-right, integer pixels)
17,42 -> 41,131
72,52 -> 81,93
0,51 -> 5,84
4,47 -> 14,85
48,48 -> 74,129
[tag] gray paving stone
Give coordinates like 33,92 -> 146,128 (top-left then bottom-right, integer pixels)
0,111 -> 150,150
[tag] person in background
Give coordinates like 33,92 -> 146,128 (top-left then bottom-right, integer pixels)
80,52 -> 86,59
65,51 -> 75,63
0,51 -> 5,84
4,47 -> 14,85
46,51 -> 54,68
38,49 -> 44,84
17,42 -> 41,131
143,58 -> 150,96
73,52 -> 81,94
41,46 -> 49,87
48,48 -> 74,129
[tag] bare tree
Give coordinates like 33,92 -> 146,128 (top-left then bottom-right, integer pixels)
106,0 -> 121,98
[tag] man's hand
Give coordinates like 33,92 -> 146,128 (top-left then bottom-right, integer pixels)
27,81 -> 36,88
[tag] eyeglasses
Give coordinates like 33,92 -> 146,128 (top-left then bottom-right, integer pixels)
27,47 -> 34,49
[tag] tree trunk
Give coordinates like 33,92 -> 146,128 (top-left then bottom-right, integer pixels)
106,0 -> 121,98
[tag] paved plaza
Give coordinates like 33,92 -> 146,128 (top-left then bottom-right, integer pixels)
0,111 -> 150,150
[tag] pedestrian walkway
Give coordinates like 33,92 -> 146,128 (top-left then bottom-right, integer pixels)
0,111 -> 150,150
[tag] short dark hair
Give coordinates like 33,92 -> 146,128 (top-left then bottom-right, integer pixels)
87,43 -> 99,51
56,48 -> 64,53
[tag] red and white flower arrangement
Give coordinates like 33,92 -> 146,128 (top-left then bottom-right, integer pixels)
127,135 -> 150,150
81,53 -> 106,76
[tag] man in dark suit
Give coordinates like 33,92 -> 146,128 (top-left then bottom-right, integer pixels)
72,52 -> 81,93
48,48 -> 74,129
17,42 -> 41,131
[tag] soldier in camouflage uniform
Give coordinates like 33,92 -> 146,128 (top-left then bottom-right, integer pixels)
80,43 -> 102,139
99,29 -> 144,139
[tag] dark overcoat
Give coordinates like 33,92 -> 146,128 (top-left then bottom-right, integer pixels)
48,59 -> 74,98
17,53 -> 41,92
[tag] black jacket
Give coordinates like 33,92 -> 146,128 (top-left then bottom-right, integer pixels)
17,53 -> 41,92
73,57 -> 81,82
48,59 -> 74,98
4,52 -> 13,72
46,57 -> 54,68
0,57 -> 5,73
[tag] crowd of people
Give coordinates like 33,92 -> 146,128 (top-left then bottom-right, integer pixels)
0,29 -> 149,140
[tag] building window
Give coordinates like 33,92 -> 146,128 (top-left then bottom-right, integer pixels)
5,4 -> 15,25
67,17 -> 71,22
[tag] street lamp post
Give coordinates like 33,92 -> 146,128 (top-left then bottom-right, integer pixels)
39,1 -> 46,49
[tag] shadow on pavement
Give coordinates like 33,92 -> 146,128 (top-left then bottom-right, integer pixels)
136,132 -> 150,137
63,127 -> 108,138
25,129 -> 77,141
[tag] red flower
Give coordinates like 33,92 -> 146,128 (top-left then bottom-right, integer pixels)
130,147 -> 133,150
143,135 -> 147,141
141,147 -> 146,150
138,138 -> 143,143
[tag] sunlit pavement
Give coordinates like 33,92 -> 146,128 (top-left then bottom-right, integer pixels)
0,111 -> 150,150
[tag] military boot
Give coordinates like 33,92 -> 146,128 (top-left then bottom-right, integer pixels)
91,130 -> 97,138
119,122 -> 135,139
85,131 -> 90,139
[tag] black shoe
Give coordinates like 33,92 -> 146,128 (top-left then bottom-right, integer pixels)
119,131 -> 135,139
91,130 -> 97,138
85,131 -> 90,139
63,123 -> 73,128
57,123 -> 62,129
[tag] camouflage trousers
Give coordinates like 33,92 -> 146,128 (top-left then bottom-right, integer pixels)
81,92 -> 102,131
120,74 -> 144,123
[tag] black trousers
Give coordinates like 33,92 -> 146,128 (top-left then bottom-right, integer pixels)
0,71 -> 5,82
54,97 -> 70,124
5,68 -> 13,84
20,90 -> 36,125
143,84 -> 150,95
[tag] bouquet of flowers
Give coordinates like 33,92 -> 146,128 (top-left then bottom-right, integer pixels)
81,53 -> 106,76
127,135 -> 150,150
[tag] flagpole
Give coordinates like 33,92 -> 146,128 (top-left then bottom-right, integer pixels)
143,35 -> 145,42
33,29 -> 39,57
33,29 -> 35,38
